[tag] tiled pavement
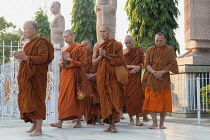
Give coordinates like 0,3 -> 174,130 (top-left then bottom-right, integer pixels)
1,114 -> 210,140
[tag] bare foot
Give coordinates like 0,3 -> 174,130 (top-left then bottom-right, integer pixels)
26,123 -> 37,133
159,126 -> 167,129
136,122 -> 144,126
103,127 -> 111,132
97,119 -> 104,125
73,123 -> 82,128
72,119 -> 77,123
111,127 -> 118,133
50,123 -> 62,128
30,130 -> 42,136
26,128 -> 35,133
148,124 -> 158,129
128,122 -> 134,125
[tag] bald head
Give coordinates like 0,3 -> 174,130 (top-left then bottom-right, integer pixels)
100,24 -> 111,30
23,20 -> 38,40
81,39 -> 92,50
99,24 -> 111,41
124,35 -> 134,49
125,35 -> 133,40
64,30 -> 74,36
25,20 -> 38,31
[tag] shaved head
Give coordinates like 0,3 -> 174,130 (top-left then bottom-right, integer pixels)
25,20 -> 38,31
124,35 -> 134,49
23,20 -> 38,40
64,30 -> 74,36
125,35 -> 133,40
100,24 -> 111,30
82,39 -> 91,44
156,32 -> 166,38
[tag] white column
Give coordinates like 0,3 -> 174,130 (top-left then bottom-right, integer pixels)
51,44 -> 61,122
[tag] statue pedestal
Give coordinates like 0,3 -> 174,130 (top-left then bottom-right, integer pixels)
177,56 -> 210,66
170,63 -> 210,118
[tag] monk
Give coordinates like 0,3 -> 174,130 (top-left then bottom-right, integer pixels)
13,20 -> 54,136
50,30 -> 89,128
142,32 -> 179,129
123,35 -> 144,126
82,39 -> 103,125
92,24 -> 125,132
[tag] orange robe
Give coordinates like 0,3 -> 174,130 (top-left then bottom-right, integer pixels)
142,45 -> 179,112
124,47 -> 144,117
83,49 -> 101,124
58,43 -> 88,120
96,39 -> 124,124
17,37 -> 54,122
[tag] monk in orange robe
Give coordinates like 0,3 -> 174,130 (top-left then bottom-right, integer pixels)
92,25 -> 125,132
81,39 -> 103,125
123,35 -> 144,126
13,20 -> 54,136
50,30 -> 90,128
142,32 -> 179,129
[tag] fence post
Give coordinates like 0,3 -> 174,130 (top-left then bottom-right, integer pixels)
51,44 -> 61,122
196,77 -> 201,125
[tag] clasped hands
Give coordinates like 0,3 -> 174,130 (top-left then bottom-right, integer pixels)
13,50 -> 27,61
62,52 -> 71,61
130,66 -> 141,74
153,71 -> 164,80
86,74 -> 96,82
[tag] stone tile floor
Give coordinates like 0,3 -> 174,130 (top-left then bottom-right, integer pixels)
0,114 -> 210,140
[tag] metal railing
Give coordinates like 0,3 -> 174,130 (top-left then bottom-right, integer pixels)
171,73 -> 210,124
0,42 -> 59,126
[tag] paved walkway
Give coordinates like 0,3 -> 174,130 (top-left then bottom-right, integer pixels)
1,114 -> 210,140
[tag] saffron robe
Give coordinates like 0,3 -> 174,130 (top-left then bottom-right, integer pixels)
58,43 -> 88,120
124,47 -> 144,116
142,45 -> 179,112
96,39 -> 124,124
83,49 -> 101,124
17,37 -> 54,122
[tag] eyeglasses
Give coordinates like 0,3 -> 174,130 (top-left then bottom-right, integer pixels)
125,42 -> 132,44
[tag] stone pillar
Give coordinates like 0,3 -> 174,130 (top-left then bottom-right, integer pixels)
51,44 -> 61,122
171,0 -> 210,118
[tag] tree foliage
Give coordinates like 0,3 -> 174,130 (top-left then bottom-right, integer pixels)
0,17 -> 22,64
34,8 -> 51,40
71,0 -> 97,45
125,0 -> 180,55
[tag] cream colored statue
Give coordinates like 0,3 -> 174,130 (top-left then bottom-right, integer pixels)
95,0 -> 117,43
179,0 -> 210,58
50,1 -> 65,48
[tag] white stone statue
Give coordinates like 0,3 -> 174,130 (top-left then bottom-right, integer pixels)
50,1 -> 65,48
95,0 -> 117,43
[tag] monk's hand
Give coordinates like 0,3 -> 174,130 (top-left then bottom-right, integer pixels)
154,71 -> 164,80
130,69 -> 137,74
13,51 -> 20,59
133,66 -> 141,72
62,52 -> 71,61
58,60 -> 63,68
89,74 -> 96,82
99,48 -> 106,56
18,51 -> 27,61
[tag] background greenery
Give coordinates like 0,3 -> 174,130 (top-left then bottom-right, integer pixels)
71,0 -> 97,46
125,0 -> 180,55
